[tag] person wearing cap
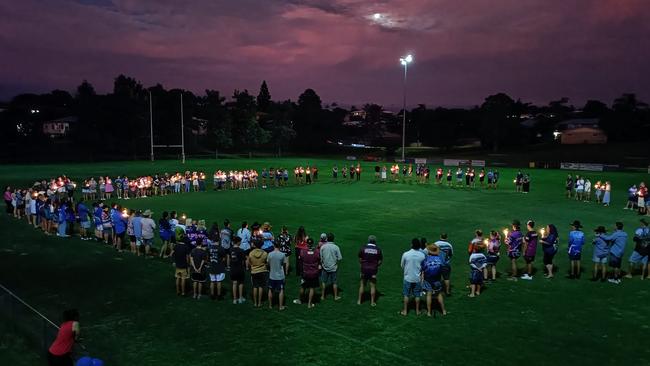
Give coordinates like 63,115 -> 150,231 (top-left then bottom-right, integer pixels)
248,239 -> 269,307
140,209 -> 156,257
434,233 -> 454,295
293,238 -> 320,308
568,220 -> 585,279
521,221 -> 538,280
357,235 -> 383,306
317,232 -> 327,249
400,239 -> 426,315
591,226 -> 609,282
320,233 -> 342,301
601,222 -> 627,283
505,220 -> 523,280
421,243 -> 447,317
625,219 -> 649,280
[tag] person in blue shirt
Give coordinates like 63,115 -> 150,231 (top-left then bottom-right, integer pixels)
591,226 -> 609,282
434,233 -> 453,296
76,199 -> 90,241
261,222 -> 275,253
93,203 -> 103,241
132,211 -> 143,256
421,243 -> 447,317
111,205 -> 127,252
601,222 -> 627,283
625,219 -> 649,280
567,220 -> 585,279
56,201 -> 69,238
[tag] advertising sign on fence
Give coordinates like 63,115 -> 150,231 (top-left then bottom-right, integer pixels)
443,159 -> 486,167
415,158 -> 427,164
560,162 -> 604,172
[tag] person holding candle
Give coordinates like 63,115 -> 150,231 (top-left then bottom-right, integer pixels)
567,220 -> 585,279
505,220 -> 523,280
540,224 -> 559,278
625,185 -> 637,210
602,181 -> 611,207
594,181 -> 603,203
261,222 -> 275,253
485,230 -> 501,281
294,226 -> 308,276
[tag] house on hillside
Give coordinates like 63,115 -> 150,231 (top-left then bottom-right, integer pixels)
555,118 -> 607,144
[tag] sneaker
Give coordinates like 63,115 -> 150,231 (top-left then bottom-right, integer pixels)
607,279 -> 619,284
520,274 -> 532,280
233,300 -> 237,305
292,299 -> 302,305
238,298 -> 246,304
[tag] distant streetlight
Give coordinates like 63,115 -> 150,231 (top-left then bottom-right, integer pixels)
399,54 -> 413,161
373,13 -> 382,20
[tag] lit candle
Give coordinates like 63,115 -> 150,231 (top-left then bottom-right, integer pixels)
503,228 -> 509,237
540,228 -> 545,236
483,238 -> 489,246
181,214 -> 186,220
122,209 -> 128,218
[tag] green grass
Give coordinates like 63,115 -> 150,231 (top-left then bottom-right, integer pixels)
1,158 -> 649,366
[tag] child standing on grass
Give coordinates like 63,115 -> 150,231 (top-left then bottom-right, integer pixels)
505,220 -> 523,280
468,245 -> 487,297
485,230 -> 501,281
568,220 -> 585,279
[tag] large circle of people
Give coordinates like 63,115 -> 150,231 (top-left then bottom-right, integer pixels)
3,167 -> 650,317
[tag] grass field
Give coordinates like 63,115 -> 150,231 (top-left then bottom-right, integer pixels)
1,158 -> 649,366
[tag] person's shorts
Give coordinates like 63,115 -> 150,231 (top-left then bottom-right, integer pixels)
360,271 -> 377,281
402,281 -> 422,297
301,276 -> 319,289
524,256 -> 535,264
568,253 -> 582,261
230,271 -> 245,282
80,221 -> 91,229
116,231 -> 125,240
470,269 -> 484,285
440,265 -> 451,280
129,235 -> 136,242
209,273 -> 225,282
609,255 -> 622,268
592,254 -> 608,264
102,227 -> 112,236
175,268 -> 188,280
629,251 -> 649,265
486,254 -> 500,265
508,252 -> 521,260
191,272 -> 207,283
638,198 -> 645,207
422,279 -> 442,294
159,230 -> 172,241
251,272 -> 268,288
96,224 -> 103,231
142,238 -> 153,246
320,270 -> 337,285
268,279 -> 285,291
543,252 -> 556,265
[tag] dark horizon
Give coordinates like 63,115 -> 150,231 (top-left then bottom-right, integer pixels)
1,0 -> 649,107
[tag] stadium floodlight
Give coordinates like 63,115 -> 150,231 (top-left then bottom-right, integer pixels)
399,54 -> 413,161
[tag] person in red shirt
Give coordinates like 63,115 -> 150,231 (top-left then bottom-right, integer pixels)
294,226 -> 308,276
357,235 -> 383,306
293,238 -> 321,308
48,309 -> 80,366
638,182 -> 648,215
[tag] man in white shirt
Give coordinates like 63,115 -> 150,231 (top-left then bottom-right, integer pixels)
140,209 -> 156,257
400,239 -> 426,316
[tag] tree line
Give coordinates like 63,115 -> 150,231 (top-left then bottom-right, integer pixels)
0,74 -> 648,161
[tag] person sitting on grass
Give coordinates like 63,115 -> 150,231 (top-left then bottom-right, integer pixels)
170,234 -> 191,296
190,239 -> 209,299
602,222 -> 627,284
421,243 -> 447,317
208,236 -> 227,300
504,220 -> 523,280
567,220 -> 585,279
400,239 -> 426,316
267,240 -> 289,311
229,236 -> 247,304
248,240 -> 269,307
468,243 -> 487,297
357,235 -> 383,306
521,220 -> 538,280
625,219 -> 649,280
294,238 -> 320,308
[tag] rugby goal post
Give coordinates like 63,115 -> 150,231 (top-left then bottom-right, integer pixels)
149,91 -> 186,164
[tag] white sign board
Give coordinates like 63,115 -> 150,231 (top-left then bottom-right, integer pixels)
415,158 -> 427,164
443,159 -> 486,167
560,162 -> 604,172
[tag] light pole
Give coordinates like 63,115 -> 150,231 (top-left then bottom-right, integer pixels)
399,54 -> 413,162
149,90 -> 154,162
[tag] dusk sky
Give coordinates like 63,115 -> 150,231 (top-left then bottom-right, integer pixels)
1,0 -> 649,107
